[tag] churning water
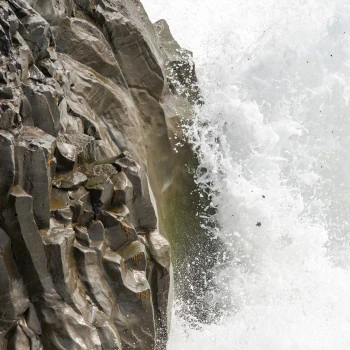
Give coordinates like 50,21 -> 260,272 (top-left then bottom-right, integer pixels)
143,0 -> 350,348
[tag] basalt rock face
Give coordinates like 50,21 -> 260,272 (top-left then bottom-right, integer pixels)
0,0 -> 194,348
0,0 -> 217,348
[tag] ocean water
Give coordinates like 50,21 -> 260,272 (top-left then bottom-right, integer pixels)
142,1 -> 350,349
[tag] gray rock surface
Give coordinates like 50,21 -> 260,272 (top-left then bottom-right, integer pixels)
0,0 -> 213,348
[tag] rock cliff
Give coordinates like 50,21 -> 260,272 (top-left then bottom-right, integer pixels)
0,0 -> 220,349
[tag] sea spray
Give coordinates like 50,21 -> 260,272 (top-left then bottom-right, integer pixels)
143,0 -> 350,348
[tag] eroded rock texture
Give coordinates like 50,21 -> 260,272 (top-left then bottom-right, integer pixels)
0,0 -> 180,348
0,0 -> 218,348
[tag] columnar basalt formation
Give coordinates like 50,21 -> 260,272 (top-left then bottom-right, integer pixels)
0,0 -> 217,348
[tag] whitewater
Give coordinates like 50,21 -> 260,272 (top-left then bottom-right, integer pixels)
143,0 -> 350,349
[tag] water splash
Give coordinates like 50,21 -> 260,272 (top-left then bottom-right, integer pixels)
143,0 -> 350,348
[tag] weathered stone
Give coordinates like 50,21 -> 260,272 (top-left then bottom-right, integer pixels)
0,0 -> 188,347
69,186 -> 90,203
73,241 -> 119,319
51,206 -> 72,224
82,164 -> 120,212
88,220 -> 105,242
42,225 -> 77,305
58,134 -> 96,164
0,228 -> 29,335
0,131 -> 16,217
53,171 -> 87,190
110,171 -> 133,207
26,304 -> 41,335
114,153 -> 157,234
74,225 -> 90,247
4,186 -> 55,295
50,187 -> 70,210
154,19 -> 201,104
8,0 -> 52,59
0,25 -> 10,55
94,140 -> 118,163
139,230 -> 171,271
119,241 -> 149,294
0,103 -> 21,130
103,247 -> 155,350
0,86 -> 13,99
21,84 -> 60,137
6,323 -> 31,350
29,64 -> 45,82
38,303 -> 103,350
98,206 -> 138,252
18,318 -> 43,350
13,126 -> 56,229
79,209 -> 95,227
69,199 -> 83,223
92,0 -> 165,100
55,142 -> 77,171
66,100 -> 102,140
54,16 -> 127,88
85,178 -> 114,212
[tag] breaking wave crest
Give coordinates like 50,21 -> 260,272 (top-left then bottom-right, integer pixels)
143,0 -> 350,348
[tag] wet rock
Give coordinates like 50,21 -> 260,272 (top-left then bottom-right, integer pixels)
82,164 -> 120,212
13,126 -> 56,229
6,323 -> 31,350
0,131 -> 15,213
139,230 -> 171,271
79,209 -> 95,227
50,188 -> 74,224
119,241 -> 149,294
0,0 -> 182,347
51,206 -> 72,224
53,171 -> 87,190
69,186 -> 90,203
22,84 -> 60,137
103,247 -> 155,350
25,304 -> 41,335
91,0 -> 165,100
74,225 -> 90,247
110,171 -> 133,207
69,199 -> 83,223
0,103 -> 21,130
50,187 -> 70,210
114,153 -> 157,233
0,86 -> 13,99
94,140 -> 118,163
0,228 -> 29,335
58,134 -> 96,165
88,220 -> 105,242
4,186 -> 55,295
55,142 -> 77,171
38,302 -> 103,350
98,206 -> 138,252
42,225 -> 77,305
154,19 -> 201,104
54,16 -> 127,88
73,241 -> 119,318
85,177 -> 114,210
18,318 -> 43,350
66,100 -> 102,140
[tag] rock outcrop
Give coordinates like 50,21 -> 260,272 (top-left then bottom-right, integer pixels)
0,0 -> 220,348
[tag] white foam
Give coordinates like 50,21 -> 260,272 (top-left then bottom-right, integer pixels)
142,0 -> 350,348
